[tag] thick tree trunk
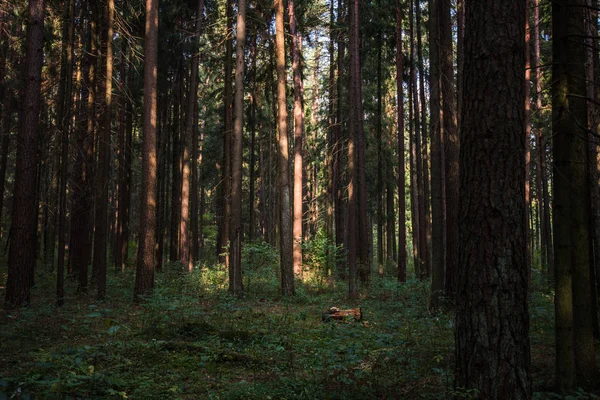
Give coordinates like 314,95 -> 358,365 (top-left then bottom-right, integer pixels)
229,0 -> 246,295
376,15 -> 384,276
275,0 -> 294,296
552,0 -> 598,390
135,0 -> 158,299
169,68 -> 182,262
4,0 -> 45,309
455,2 -> 531,397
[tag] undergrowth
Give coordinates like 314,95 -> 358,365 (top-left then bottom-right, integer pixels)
0,250 -> 593,399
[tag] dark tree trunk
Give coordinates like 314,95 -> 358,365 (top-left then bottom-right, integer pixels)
455,1 -> 531,397
275,0 -> 294,296
4,0 -> 45,309
335,0 -> 346,280
429,0 -> 443,295
93,0 -> 113,300
135,0 -> 158,299
169,67 -> 182,262
552,0 -> 598,390
439,0 -> 458,303
218,0 -> 234,265
57,0 -> 74,306
396,0 -> 406,283
72,9 -> 96,293
229,0 -> 246,295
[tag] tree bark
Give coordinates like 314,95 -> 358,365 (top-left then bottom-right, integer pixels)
552,0 -> 598,390
275,0 -> 294,296
57,0 -> 74,306
180,0 -> 204,272
289,0 -> 304,278
93,0 -> 114,300
218,0 -> 234,265
229,0 -> 245,295
439,0 -> 458,303
4,0 -> 45,309
455,2 -> 531,397
135,0 -> 158,299
396,0 -> 406,283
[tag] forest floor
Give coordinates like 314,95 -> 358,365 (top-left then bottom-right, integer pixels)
0,253 -> 597,399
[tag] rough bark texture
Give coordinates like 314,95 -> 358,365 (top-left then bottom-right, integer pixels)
135,0 -> 158,299
455,1 -> 531,398
275,0 -> 294,296
351,0 -> 369,284
93,0 -> 114,300
180,0 -> 204,272
396,0 -> 406,283
57,0 -> 74,306
71,10 -> 96,293
552,0 -> 598,390
289,0 -> 304,278
4,0 -> 45,309
229,0 -> 245,296
218,0 -> 234,265
439,0 -> 458,303
428,0 -> 443,292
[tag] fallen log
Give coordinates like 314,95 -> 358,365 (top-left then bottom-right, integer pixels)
322,307 -> 362,322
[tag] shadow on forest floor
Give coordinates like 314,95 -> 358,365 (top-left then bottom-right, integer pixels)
0,258 -> 597,399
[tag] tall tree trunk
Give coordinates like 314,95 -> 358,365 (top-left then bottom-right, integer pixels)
408,0 -> 420,275
93,0 -> 113,300
429,0 -> 443,293
415,0 -> 430,275
396,0 -> 406,283
552,0 -> 598,390
533,0 -> 553,279
275,0 -> 294,296
349,0 -> 369,283
57,0 -> 74,306
219,0 -> 234,265
230,0 -> 245,295
247,34 -> 257,242
376,10 -> 384,276
180,0 -> 204,271
72,8 -> 96,293
0,20 -> 13,239
289,0 -> 304,278
439,0 -> 458,303
135,0 -> 158,299
334,0 -> 346,280
169,67 -> 182,262
455,1 -> 531,396
4,0 -> 45,309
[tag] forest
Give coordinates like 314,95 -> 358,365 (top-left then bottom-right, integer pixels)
0,0 -> 599,398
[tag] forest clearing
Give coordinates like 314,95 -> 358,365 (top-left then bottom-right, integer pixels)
1,260 -> 564,399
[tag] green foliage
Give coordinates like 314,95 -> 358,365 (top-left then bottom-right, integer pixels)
300,228 -> 343,288
242,240 -> 280,295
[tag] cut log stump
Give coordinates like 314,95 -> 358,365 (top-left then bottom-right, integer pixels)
322,307 -> 362,322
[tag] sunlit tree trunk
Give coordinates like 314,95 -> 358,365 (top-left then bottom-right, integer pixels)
289,0 -> 304,278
